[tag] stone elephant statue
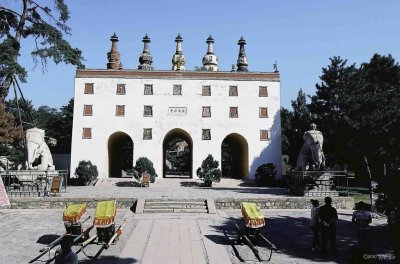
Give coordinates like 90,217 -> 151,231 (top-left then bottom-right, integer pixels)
25,127 -> 55,170
295,124 -> 325,171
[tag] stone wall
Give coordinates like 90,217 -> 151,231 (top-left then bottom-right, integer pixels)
9,196 -> 354,210
214,197 -> 354,210
10,197 -> 136,209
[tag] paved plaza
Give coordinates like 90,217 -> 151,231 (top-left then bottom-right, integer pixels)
0,207 -> 395,264
0,178 -> 395,263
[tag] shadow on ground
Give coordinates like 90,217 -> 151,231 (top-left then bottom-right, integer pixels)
115,181 -> 142,187
206,215 -> 394,263
78,256 -> 137,263
180,181 -> 200,187
36,234 -> 60,245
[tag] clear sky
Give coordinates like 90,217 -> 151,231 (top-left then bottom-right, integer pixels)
9,0 -> 400,109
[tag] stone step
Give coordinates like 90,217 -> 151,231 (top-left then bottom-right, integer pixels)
145,204 -> 207,209
143,208 -> 174,213
143,208 -> 208,214
142,199 -> 210,214
145,201 -> 205,206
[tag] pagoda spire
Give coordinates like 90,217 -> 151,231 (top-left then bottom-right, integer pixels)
171,33 -> 185,71
138,34 -> 153,70
236,36 -> 248,72
107,33 -> 122,70
202,35 -> 218,71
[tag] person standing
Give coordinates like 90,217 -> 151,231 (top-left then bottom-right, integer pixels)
319,196 -> 338,256
310,199 -> 321,251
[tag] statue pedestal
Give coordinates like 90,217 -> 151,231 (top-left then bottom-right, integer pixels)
287,171 -> 343,197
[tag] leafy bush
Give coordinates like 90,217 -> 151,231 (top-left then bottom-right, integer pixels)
75,160 -> 98,186
133,157 -> 157,183
255,163 -> 277,186
196,154 -> 221,187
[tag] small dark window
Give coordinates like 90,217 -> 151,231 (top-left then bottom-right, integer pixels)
259,107 -> 268,118
143,128 -> 152,140
144,84 -> 153,95
144,105 -> 153,117
173,84 -> 182,95
202,106 -> 211,117
84,83 -> 94,94
83,105 -> 93,116
229,86 -> 238,96
229,107 -> 238,118
202,85 -> 211,96
202,129 -> 211,140
259,86 -> 268,97
117,84 -> 126,95
260,130 -> 269,141
116,105 -> 125,116
82,128 -> 92,139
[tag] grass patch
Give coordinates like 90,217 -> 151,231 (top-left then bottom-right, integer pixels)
338,187 -> 371,205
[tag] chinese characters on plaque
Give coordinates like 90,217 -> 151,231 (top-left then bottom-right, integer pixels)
168,107 -> 187,116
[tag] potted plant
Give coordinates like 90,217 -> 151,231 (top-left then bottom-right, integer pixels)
75,160 -> 98,186
133,157 -> 157,183
255,163 -> 277,186
196,154 -> 221,187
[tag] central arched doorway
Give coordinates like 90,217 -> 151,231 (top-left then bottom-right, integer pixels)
221,133 -> 249,178
162,128 -> 193,178
108,132 -> 134,177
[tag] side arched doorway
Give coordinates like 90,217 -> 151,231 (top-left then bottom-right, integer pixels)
221,133 -> 249,178
162,128 -> 193,178
108,132 -> 134,177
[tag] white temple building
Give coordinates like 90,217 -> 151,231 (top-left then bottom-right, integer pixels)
70,34 -> 282,179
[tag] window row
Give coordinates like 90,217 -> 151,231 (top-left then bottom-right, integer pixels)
84,83 -> 268,97
82,128 -> 270,141
83,105 -> 268,118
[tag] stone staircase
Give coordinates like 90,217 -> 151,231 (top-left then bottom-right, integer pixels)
136,198 -> 216,214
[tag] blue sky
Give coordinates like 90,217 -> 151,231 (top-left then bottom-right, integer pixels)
10,0 -> 400,109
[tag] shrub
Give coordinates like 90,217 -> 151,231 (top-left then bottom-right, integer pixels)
134,157 -> 157,183
75,160 -> 98,186
255,163 -> 277,186
196,154 -> 221,187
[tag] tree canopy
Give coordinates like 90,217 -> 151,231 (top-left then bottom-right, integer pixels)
282,54 -> 400,177
0,0 -> 84,102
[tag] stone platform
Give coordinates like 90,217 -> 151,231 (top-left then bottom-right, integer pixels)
8,178 -> 354,210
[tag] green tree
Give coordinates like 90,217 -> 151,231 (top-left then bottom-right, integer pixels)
281,89 -> 312,166
309,56 -> 358,164
132,157 -> 158,182
196,154 -> 221,187
309,54 -> 400,176
50,98 -> 73,153
0,0 -> 84,102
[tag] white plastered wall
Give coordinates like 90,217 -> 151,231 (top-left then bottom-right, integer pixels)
70,74 -> 282,179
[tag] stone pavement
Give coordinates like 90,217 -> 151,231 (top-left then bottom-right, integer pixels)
0,207 -> 395,264
62,177 -> 287,200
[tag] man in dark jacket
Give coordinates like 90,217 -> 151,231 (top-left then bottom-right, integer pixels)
318,196 -> 338,256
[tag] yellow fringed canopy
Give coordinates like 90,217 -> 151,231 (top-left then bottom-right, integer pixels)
63,203 -> 87,223
241,202 -> 265,228
94,200 -> 116,227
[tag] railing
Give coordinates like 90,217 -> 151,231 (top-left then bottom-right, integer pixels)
286,170 -> 353,196
0,170 -> 68,197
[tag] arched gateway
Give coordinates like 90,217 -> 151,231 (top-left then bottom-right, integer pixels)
221,133 -> 249,178
162,128 -> 193,178
108,132 -> 133,178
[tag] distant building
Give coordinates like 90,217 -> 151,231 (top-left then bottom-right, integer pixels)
70,34 -> 282,179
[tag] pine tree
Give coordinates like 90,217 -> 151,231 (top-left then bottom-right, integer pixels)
0,0 -> 85,102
